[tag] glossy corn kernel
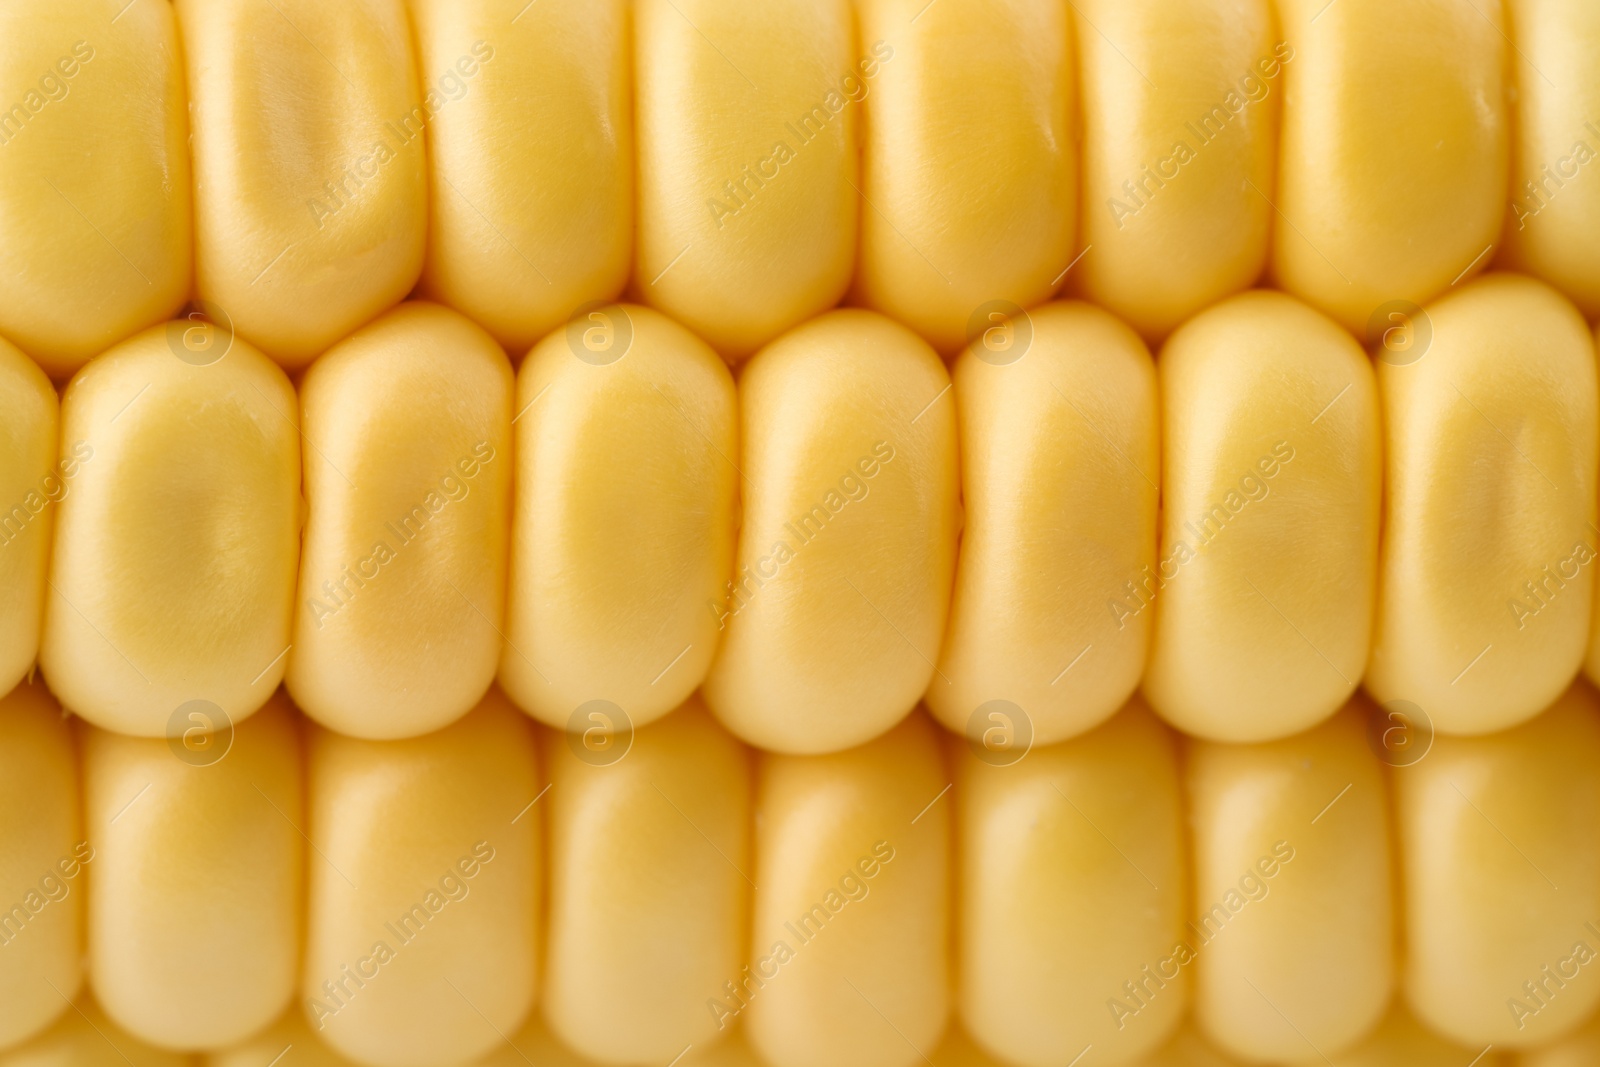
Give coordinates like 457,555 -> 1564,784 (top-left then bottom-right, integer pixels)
500,303 -> 736,732
1518,1008 -> 1600,1067
1369,273 -> 1599,735
39,326 -> 300,738
704,309 -> 959,754
544,698 -> 751,1063
0,0 -> 189,377
1071,0 -> 1279,341
288,302 -> 513,740
744,713 -> 950,1067
177,0 -> 426,368
1272,0 -> 1508,331
1186,702 -> 1393,1061
471,1012 -> 604,1067
1500,0 -> 1600,318
1132,1025 -> 1251,1066
0,680 -> 82,1052
959,700 -> 1186,1066
1397,683 -> 1600,1048
206,1008 -> 361,1067
0,997 -> 191,1067
928,301 -> 1157,747
852,0 -> 1074,355
1144,290 -> 1378,742
84,692 -> 301,1051
634,0 -> 856,361
1286,1004 -> 1507,1067
412,0 -> 632,356
303,690 -> 540,1067
0,338 -> 57,695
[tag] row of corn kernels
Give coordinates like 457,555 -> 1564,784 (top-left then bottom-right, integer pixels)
1,0 -> 1596,377
5,675 -> 1600,1064
4,270 -> 1598,748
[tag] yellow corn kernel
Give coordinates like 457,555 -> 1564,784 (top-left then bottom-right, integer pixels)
0,0 -> 189,377
929,1025 -> 1008,1066
0,680 -> 81,1052
1071,0 -> 1279,341
1132,1025 -> 1251,1066
411,0 -> 632,356
500,303 -> 736,731
206,1008 -> 362,1067
470,1012 -> 600,1067
288,302 -> 513,740
543,698 -> 750,1063
929,302 -> 1156,747
1369,273 -> 1598,735
634,0 -> 856,361
852,0 -> 1074,355
1186,703 -> 1393,1061
39,326 -> 299,738
744,713 -> 950,1067
0,996 -> 191,1067
303,690 -> 540,1066
703,310 -> 958,754
1272,0 -> 1508,332
84,692 -> 301,1051
0,339 -> 57,695
1144,290 -> 1379,742
1398,683 -> 1600,1048
1501,0 -> 1600,318
1284,1003 -> 1508,1067
176,0 -> 426,368
1517,1008 -> 1600,1067
959,700 -> 1187,1066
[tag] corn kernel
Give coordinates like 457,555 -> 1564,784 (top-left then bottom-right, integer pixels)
0,680 -> 81,1052
176,0 -> 426,368
1144,290 -> 1379,741
744,713 -> 950,1067
634,0 -> 856,361
1272,0 -> 1508,331
84,692 -> 301,1050
303,690 -> 540,1066
928,301 -> 1157,747
543,698 -> 750,1063
0,0 -> 190,377
1283,1003 -> 1508,1066
1517,1007 -> 1600,1066
1397,683 -> 1600,1047
959,699 -> 1187,1066
0,996 -> 190,1067
205,1008 -> 362,1067
39,326 -> 300,738
1071,0 -> 1279,341
704,310 -> 959,754
1500,0 -> 1600,318
500,303 -> 736,732
412,0 -> 632,356
1186,702 -> 1393,1061
1369,273 -> 1598,735
852,0 -> 1075,355
0,339 -> 57,695
288,302 -> 513,740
